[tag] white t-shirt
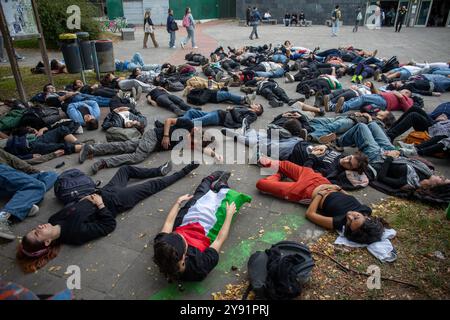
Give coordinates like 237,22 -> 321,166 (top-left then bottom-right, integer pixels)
402,65 -> 422,75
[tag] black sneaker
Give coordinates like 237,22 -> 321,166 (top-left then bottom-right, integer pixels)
211,172 -> 231,192
91,160 -> 107,175
79,144 -> 94,164
159,161 -> 173,176
269,99 -> 284,108
183,161 -> 200,174
154,120 -> 164,128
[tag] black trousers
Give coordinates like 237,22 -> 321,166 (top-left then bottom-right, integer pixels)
30,125 -> 76,155
260,83 -> 290,103
156,94 -> 192,113
174,171 -> 228,228
101,165 -> 189,216
329,89 -> 358,103
395,19 -> 404,32
92,87 -> 117,98
387,106 -> 434,140
417,135 -> 448,156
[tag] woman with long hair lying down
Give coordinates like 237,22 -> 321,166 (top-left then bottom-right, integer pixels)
256,157 -> 385,244
17,162 -> 199,273
153,171 -> 251,282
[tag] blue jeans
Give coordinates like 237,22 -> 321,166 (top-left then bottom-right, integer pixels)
216,91 -> 243,104
169,31 -> 176,47
338,122 -> 395,163
183,26 -> 195,47
181,109 -> 220,126
254,68 -> 285,78
71,94 -> 111,108
309,117 -> 355,141
422,74 -> 450,92
272,54 -> 288,64
390,67 -> 411,80
429,102 -> 450,120
331,21 -> 339,35
342,94 -> 387,113
0,164 -> 58,221
429,66 -> 450,76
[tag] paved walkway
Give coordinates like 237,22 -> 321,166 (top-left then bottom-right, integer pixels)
0,21 -> 449,300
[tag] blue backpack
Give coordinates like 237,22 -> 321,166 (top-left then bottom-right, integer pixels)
54,169 -> 98,205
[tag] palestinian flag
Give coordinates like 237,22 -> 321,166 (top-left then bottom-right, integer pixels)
174,188 -> 252,252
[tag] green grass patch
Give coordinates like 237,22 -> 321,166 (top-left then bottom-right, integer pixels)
0,66 -> 128,101
13,38 -> 39,49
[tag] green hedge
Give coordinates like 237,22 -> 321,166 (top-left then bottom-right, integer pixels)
37,0 -> 101,49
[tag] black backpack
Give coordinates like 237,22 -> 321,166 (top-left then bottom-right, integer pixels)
54,169 -> 99,205
244,241 -> 315,300
381,56 -> 400,73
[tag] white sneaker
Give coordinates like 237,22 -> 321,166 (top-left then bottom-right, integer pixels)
27,205 -> 40,217
193,46 -> 199,49
75,126 -> 84,134
170,46 -> 176,49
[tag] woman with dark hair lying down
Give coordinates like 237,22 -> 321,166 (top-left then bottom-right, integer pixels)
256,158 -> 385,244
17,162 -> 199,273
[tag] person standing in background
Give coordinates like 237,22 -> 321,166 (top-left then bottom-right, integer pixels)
331,5 -> 342,37
143,10 -> 159,48
181,7 -> 197,49
246,6 -> 251,26
166,8 -> 177,49
395,6 -> 407,32
353,6 -> 363,32
249,7 -> 262,40
374,2 -> 381,29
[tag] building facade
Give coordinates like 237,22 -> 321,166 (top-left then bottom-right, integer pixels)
236,0 -> 450,27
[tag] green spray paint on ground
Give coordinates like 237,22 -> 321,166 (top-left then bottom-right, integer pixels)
148,213 -> 306,300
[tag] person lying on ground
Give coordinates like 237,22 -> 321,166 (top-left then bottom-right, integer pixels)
69,80 -> 119,98
186,87 -> 255,106
146,86 -> 195,116
336,121 -> 450,190
295,72 -> 343,99
153,171 -> 251,282
5,126 -> 83,161
378,65 -> 428,83
101,73 -> 152,98
177,103 -> 263,128
17,162 -> 199,273
79,118 -> 222,174
305,183 -> 386,244
244,77 -> 304,108
333,89 -> 413,113
115,52 -> 162,72
385,74 -> 450,96
289,62 -> 347,83
0,149 -> 58,241
102,106 -> 147,133
316,81 -> 379,111
305,110 -> 395,144
42,83 -> 111,109
130,66 -> 161,84
66,100 -> 100,131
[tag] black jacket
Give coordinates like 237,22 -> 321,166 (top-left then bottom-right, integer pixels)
48,199 -> 116,246
102,109 -> 147,130
223,107 -> 257,129
19,105 -> 62,130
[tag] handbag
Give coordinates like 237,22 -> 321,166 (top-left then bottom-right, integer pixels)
144,23 -> 154,33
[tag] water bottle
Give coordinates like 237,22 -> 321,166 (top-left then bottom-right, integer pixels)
208,76 -> 213,89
